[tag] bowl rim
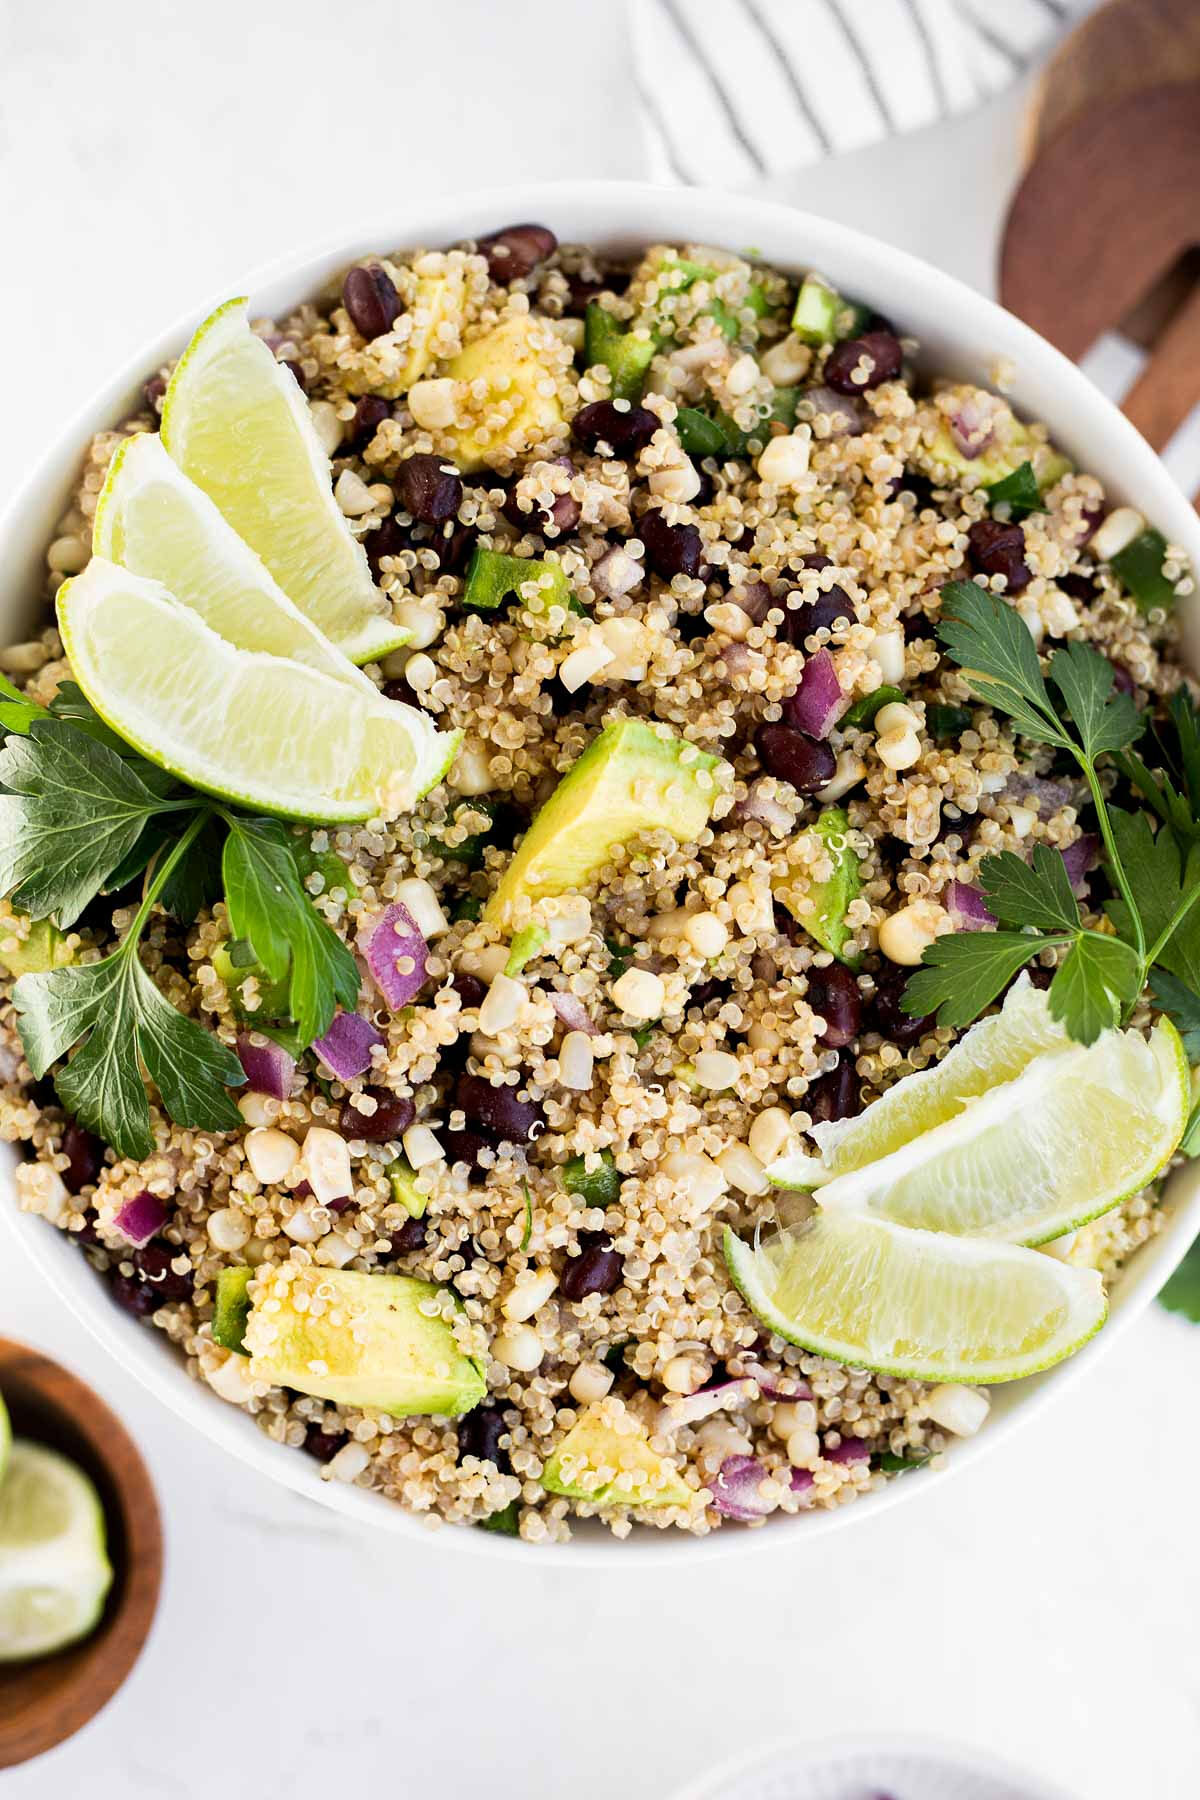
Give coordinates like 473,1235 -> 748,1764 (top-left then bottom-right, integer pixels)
4,176 -> 1200,1567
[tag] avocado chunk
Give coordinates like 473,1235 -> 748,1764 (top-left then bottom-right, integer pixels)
791,273 -> 868,345
773,806 -> 862,965
1110,527 -> 1176,614
504,924 -> 549,976
584,302 -> 658,402
388,1160 -> 426,1219
463,545 -> 571,614
541,1400 -> 693,1508
242,1263 -> 486,1417
445,315 -> 566,473
212,940 -> 300,1051
916,394 -> 1071,492
0,916 -> 73,978
212,1266 -> 253,1354
562,1150 -> 622,1207
484,718 -> 724,928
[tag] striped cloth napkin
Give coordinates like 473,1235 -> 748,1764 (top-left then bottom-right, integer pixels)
630,0 -> 1095,186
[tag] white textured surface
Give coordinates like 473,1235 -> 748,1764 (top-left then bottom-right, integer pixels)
1,7 -> 1199,1795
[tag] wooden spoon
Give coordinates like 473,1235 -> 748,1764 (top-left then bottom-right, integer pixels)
1000,0 -> 1200,485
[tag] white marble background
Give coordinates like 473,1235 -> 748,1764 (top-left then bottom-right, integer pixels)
2,4 -> 1199,1795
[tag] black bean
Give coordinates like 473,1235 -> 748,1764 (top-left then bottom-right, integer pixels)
805,1053 -> 862,1124
451,972 -> 487,1010
303,1427 -> 345,1464
132,1241 -> 194,1303
563,267 -> 631,315
807,963 -> 863,1049
365,515 -> 410,576
560,1233 -> 624,1301
572,401 -> 658,458
755,724 -> 836,793
394,452 -> 463,526
62,1123 -> 103,1193
440,1127 -> 494,1177
1058,570 -> 1097,603
689,976 -> 731,1010
278,354 -> 308,393
501,457 -> 581,537
340,1088 -> 416,1144
74,1212 -> 104,1248
454,1073 -> 543,1145
477,223 -> 557,282
388,1216 -> 428,1256
1109,659 -> 1135,696
781,554 -> 853,646
143,374 -> 167,414
640,507 -> 705,581
458,1402 -> 512,1472
109,1272 -> 160,1318
868,963 -> 934,1047
347,395 -> 390,453
343,264 -> 401,340
438,522 -> 477,575
967,519 -> 1031,595
824,331 -> 903,395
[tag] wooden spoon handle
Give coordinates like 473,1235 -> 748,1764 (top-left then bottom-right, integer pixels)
1120,280 -> 1200,454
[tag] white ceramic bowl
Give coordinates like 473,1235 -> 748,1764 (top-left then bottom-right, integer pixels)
4,181 -> 1199,1564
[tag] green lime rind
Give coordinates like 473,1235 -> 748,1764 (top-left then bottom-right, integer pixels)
160,297 -> 410,666
811,1017 -> 1188,1247
723,1217 -> 1108,1385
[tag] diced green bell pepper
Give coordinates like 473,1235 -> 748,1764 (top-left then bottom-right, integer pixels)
584,302 -> 658,401
562,1150 -> 622,1208
463,545 -> 571,613
842,685 -> 907,728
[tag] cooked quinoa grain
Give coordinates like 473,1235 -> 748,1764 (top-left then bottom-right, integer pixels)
3,231 -> 1193,1542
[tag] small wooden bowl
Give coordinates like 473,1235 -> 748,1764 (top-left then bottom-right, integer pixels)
0,1338 -> 162,1768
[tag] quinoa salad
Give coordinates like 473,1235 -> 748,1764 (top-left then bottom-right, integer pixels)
2,223 -> 1196,1544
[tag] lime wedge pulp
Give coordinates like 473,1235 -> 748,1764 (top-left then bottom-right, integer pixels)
810,974 -> 1072,1180
160,298 -> 407,665
724,1214 -> 1107,1384
58,559 -> 458,824
94,434 -> 389,689
0,1440 -> 113,1662
807,1016 -> 1188,1245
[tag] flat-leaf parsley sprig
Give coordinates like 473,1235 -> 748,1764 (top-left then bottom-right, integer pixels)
0,686 -> 363,1158
902,580 -> 1200,1049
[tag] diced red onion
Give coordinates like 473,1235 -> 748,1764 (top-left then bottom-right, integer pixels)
548,991 -> 598,1036
735,1361 -> 812,1402
945,880 -> 997,929
364,903 -> 428,1011
803,385 -> 868,435
236,1032 -> 296,1101
788,1468 -> 815,1504
823,1435 -> 870,1465
659,1378 -> 757,1431
711,1455 -> 777,1521
947,394 -> 996,460
1005,772 -> 1076,814
313,1011 -> 384,1080
784,647 -> 846,740
736,782 -> 794,833
113,1189 -> 168,1248
728,579 -> 771,623
592,545 -> 643,599
718,641 -> 755,677
1060,834 -> 1100,895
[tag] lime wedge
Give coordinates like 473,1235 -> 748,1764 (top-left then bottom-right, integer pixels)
724,1214 -> 1107,1383
160,298 -> 406,665
58,559 -> 458,823
808,975 -> 1072,1181
94,434 -> 388,689
0,1440 -> 112,1662
807,1017 -> 1187,1244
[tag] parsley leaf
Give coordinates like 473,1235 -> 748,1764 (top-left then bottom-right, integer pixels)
935,581 -> 1068,747
1159,1232 -> 1200,1324
1107,814 -> 1200,989
1048,933 -> 1141,1045
0,720 -> 197,927
984,461 -> 1043,520
0,672 -> 46,736
1147,967 -> 1200,1061
221,814 -> 359,1046
1047,640 -> 1144,759
901,930 -> 1048,1027
11,814 -> 245,1157
979,846 -> 1081,934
